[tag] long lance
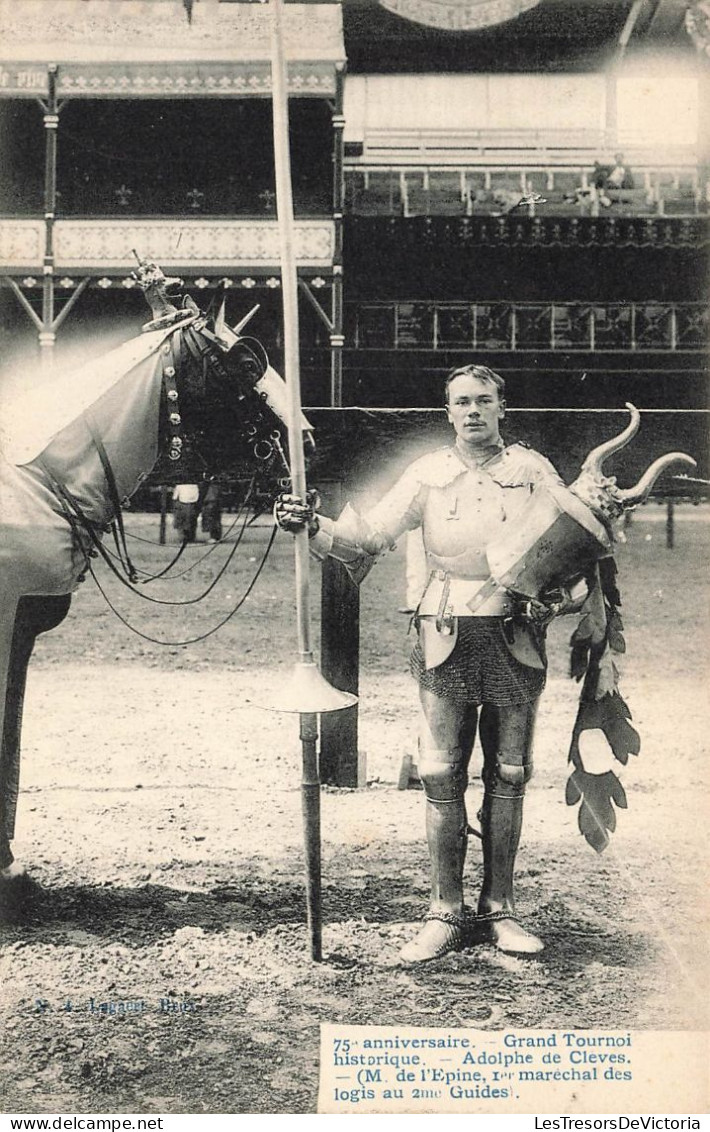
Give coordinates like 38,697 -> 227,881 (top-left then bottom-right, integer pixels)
268,0 -> 356,962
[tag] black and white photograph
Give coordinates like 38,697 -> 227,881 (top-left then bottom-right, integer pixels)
0,0 -> 707,1118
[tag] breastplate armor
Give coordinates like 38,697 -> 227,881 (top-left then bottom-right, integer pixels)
422,467 -> 531,577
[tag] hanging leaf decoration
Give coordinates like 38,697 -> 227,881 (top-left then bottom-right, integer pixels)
565,558 -> 640,852
608,626 -> 626,654
569,565 -> 608,680
567,769 -> 628,853
594,644 -> 617,699
599,555 -> 622,607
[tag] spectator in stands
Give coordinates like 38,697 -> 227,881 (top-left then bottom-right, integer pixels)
592,160 -> 610,190
564,183 -> 601,216
588,158 -> 636,209
491,188 -> 523,215
606,153 -> 635,191
276,365 -> 581,964
172,483 -> 200,542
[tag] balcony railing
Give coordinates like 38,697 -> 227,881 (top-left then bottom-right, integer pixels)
347,302 -> 708,353
0,217 -> 336,272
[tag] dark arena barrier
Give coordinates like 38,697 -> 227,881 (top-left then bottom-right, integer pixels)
303,407 -> 708,494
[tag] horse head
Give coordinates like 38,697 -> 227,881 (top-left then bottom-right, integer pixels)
135,260 -> 308,484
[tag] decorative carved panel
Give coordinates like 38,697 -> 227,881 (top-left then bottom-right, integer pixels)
0,219 -> 335,270
0,1 -> 343,56
56,63 -> 335,99
0,62 -> 336,99
0,219 -> 43,266
0,1 -> 344,98
346,215 -> 709,250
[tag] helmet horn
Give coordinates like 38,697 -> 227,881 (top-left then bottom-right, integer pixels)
580,403 -> 640,479
614,452 -> 697,507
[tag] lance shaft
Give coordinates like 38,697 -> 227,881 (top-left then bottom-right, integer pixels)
270,0 -> 322,961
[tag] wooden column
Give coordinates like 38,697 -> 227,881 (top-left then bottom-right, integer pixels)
330,61 -> 346,408
159,486 -> 169,546
319,61 -> 363,788
319,480 -> 363,787
40,64 -> 59,371
666,498 -> 675,550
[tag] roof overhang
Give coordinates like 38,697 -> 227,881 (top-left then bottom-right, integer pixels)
0,0 -> 345,98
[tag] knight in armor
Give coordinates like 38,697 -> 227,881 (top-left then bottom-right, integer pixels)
276,364 -> 589,963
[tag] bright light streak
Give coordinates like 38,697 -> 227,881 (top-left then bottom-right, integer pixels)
617,73 -> 699,147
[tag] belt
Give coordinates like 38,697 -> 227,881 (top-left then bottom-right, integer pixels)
418,571 -> 513,619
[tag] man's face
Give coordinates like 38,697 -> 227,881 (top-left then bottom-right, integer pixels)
446,373 -> 505,448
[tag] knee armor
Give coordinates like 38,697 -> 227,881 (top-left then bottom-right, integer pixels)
483,750 -> 534,795
419,747 -> 467,804
480,703 -> 536,794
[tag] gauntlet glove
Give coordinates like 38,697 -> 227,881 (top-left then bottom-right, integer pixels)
273,491 -> 320,536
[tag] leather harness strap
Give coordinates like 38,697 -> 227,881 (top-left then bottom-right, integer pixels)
161,335 -> 185,465
84,417 -> 139,582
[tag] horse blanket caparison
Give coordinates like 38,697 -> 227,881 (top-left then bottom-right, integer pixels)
0,323 -> 183,854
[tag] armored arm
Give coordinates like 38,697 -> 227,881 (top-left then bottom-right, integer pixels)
274,493 -> 398,584
307,504 -> 395,585
541,575 -> 591,618
275,462 -> 425,586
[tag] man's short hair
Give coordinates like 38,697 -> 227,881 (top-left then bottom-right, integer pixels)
444,364 -> 506,405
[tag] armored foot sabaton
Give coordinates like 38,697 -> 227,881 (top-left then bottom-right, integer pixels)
398,910 -> 466,964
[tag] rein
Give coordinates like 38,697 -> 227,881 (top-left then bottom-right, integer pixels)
42,454 -> 278,645
86,525 -> 277,648
84,417 -> 142,583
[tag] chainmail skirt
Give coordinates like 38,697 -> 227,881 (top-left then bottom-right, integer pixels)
410,617 -> 545,707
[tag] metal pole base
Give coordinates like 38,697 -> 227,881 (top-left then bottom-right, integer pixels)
258,660 -> 358,714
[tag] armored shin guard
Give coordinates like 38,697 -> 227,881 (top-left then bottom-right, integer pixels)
425,794 -> 468,914
475,702 -> 543,954
477,785 -> 543,955
479,783 -> 523,917
399,748 -> 468,964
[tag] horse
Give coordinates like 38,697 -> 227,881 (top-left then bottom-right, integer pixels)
0,262 -> 303,885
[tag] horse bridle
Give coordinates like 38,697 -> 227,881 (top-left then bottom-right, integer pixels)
166,317 -> 289,477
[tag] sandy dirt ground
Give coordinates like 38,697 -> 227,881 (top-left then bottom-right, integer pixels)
0,505 -> 708,1114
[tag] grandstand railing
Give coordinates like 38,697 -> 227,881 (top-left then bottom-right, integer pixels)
344,167 -> 705,219
347,301 -> 708,353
